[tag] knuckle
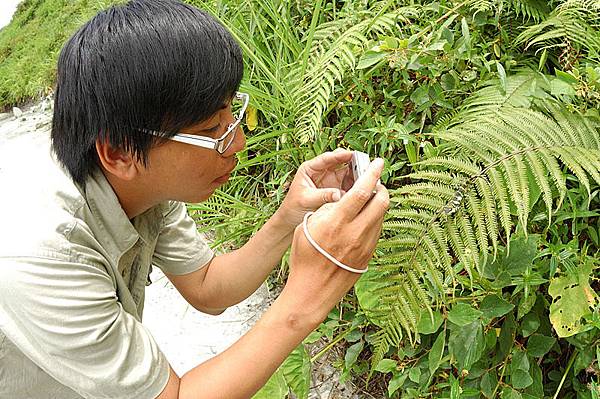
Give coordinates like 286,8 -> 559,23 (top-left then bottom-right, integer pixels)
353,188 -> 371,202
379,195 -> 390,210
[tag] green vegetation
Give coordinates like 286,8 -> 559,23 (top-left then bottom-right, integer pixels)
3,0 -> 600,397
0,0 -> 124,108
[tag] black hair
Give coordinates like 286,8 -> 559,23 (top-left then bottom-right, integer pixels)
51,0 -> 243,186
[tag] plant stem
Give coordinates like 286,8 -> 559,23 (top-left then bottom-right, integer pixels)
310,327 -> 354,363
553,349 -> 578,399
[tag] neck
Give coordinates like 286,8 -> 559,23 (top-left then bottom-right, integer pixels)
102,169 -> 158,219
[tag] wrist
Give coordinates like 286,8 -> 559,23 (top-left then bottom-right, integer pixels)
271,206 -> 299,233
273,286 -> 326,331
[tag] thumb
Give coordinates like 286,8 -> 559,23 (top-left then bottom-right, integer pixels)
309,188 -> 342,207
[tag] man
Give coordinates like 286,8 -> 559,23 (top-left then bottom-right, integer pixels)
0,0 -> 388,398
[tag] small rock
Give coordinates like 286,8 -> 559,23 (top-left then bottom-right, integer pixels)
12,107 -> 23,118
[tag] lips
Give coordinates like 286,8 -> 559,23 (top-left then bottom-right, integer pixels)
213,162 -> 237,183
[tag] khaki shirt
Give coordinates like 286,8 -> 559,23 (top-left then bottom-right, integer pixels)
0,133 -> 214,398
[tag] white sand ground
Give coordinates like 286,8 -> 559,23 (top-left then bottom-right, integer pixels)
0,101 -> 360,398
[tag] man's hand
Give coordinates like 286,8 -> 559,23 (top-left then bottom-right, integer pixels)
282,157 -> 389,324
276,149 -> 355,229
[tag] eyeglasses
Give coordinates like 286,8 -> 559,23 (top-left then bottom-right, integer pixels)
140,91 -> 250,154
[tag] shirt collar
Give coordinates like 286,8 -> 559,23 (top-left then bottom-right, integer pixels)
84,170 -> 141,255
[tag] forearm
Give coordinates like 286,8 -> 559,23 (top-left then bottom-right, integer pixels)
177,290 -> 321,398
199,209 -> 294,309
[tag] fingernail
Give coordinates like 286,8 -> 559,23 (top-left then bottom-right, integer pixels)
332,191 -> 341,201
373,158 -> 384,167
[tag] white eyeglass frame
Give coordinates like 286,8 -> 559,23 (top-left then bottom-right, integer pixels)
141,91 -> 249,154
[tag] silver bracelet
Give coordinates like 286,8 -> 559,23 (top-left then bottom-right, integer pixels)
302,212 -> 368,274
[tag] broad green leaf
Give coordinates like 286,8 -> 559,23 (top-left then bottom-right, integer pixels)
344,341 -> 364,370
357,50 -> 386,69
549,262 -> 599,337
525,361 -> 544,397
410,85 -> 430,106
409,366 -> 421,383
388,372 -> 408,397
517,294 -> 537,320
574,349 -> 595,376
501,387 -> 522,399
448,303 -> 482,326
481,371 -> 498,398
484,236 -> 539,278
480,295 -> 515,320
282,345 -> 311,399
498,313 -> 517,360
374,359 -> 397,373
354,270 -> 387,327
448,321 -> 484,371
429,330 -> 446,375
417,309 -> 444,334
556,69 -> 579,84
550,78 -> 576,96
512,349 -> 530,371
527,334 -> 556,357
511,369 -> 533,389
521,312 -> 540,337
252,368 -> 288,399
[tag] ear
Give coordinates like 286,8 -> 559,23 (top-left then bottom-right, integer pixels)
95,138 -> 141,181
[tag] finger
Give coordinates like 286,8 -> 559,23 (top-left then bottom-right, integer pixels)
304,188 -> 343,210
336,158 -> 384,220
304,149 -> 353,175
358,183 -> 390,222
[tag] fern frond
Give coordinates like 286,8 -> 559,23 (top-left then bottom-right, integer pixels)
516,0 -> 600,61
294,8 -> 417,142
366,74 -> 600,340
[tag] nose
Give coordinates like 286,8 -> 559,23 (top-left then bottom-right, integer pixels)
225,124 -> 246,156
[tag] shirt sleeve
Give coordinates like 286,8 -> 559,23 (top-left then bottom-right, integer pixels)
152,201 -> 214,275
0,254 -> 170,399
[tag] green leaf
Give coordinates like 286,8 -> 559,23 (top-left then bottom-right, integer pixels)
574,349 -> 595,376
388,372 -> 408,397
512,349 -> 530,371
344,341 -> 364,370
357,50 -> 386,69
449,321 -> 485,371
548,262 -> 599,337
512,369 -> 533,389
497,62 -> 507,92
282,345 -> 311,399
374,359 -> 397,373
252,368 -> 288,399
527,334 -> 556,357
409,366 -> 421,383
417,309 -> 444,334
525,361 -> 543,397
501,387 -> 522,399
410,85 -> 430,106
556,70 -> 579,84
481,371 -> 498,398
485,236 -> 538,278
550,78 -> 576,97
517,294 -> 537,320
448,303 -> 482,326
429,329 -> 446,375
481,295 -> 515,320
521,312 -> 540,337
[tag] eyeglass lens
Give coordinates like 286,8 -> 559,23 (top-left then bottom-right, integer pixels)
218,96 -> 245,153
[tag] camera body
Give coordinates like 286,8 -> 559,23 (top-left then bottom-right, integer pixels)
350,151 -> 371,182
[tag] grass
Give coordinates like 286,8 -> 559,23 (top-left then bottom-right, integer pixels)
0,0 -> 123,110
